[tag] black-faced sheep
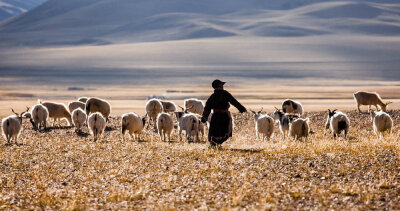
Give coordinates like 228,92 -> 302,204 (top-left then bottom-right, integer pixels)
325,109 -> 350,139
282,99 -> 304,115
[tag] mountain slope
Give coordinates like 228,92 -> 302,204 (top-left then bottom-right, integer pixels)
0,0 -> 399,46
0,0 -> 46,21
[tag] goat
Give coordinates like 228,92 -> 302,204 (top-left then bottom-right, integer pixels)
354,91 -> 392,113
251,108 -> 274,141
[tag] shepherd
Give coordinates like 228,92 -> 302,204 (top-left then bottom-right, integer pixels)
201,79 -> 247,147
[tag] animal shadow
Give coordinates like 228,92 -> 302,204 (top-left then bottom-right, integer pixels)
105,126 -> 116,132
227,148 -> 264,153
76,131 -> 90,137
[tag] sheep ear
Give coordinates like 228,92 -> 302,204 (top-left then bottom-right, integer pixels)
178,105 -> 184,111
258,107 -> 263,114
333,109 -> 337,113
386,102 -> 393,105
274,107 -> 279,110
328,109 -> 331,113
250,110 -> 256,114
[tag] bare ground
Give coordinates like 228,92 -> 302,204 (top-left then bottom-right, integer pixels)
0,110 -> 399,210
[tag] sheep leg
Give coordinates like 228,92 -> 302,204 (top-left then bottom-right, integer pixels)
6,135 -> 11,145
179,129 -> 182,142
368,105 -> 371,113
167,133 -> 171,142
344,130 -> 347,139
130,133 -> 135,141
357,104 -> 361,113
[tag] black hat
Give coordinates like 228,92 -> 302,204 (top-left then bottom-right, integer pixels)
212,79 -> 226,89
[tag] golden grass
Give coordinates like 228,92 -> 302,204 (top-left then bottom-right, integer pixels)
0,109 -> 399,209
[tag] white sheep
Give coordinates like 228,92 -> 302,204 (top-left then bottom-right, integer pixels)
273,108 -> 298,139
31,104 -> 49,130
157,113 -> 174,142
39,100 -> 72,127
251,108 -> 274,141
282,99 -> 304,115
1,108 -> 29,145
289,118 -> 310,141
78,97 -> 89,103
160,101 -> 177,113
146,99 -> 163,129
193,114 -> 207,141
22,108 -> 35,129
325,109 -> 350,139
88,112 -> 106,141
184,98 -> 204,115
175,110 -> 200,142
354,91 -> 392,113
370,111 -> 393,139
72,108 -> 87,133
85,97 -> 112,122
68,101 -> 85,113
121,113 -> 146,141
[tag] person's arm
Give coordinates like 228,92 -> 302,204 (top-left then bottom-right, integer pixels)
201,95 -> 213,123
226,91 -> 247,113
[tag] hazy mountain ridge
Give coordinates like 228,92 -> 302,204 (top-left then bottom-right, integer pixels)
0,0 -> 46,22
0,0 -> 400,46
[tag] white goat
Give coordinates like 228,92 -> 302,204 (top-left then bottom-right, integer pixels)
146,99 -> 163,129
273,108 -> 299,139
1,108 -> 29,145
68,101 -> 85,113
31,104 -> 49,130
251,108 -> 274,141
184,98 -> 204,115
78,97 -> 89,103
325,109 -> 350,139
282,99 -> 304,115
160,101 -> 177,113
157,113 -> 174,142
39,100 -> 72,127
88,112 -> 106,141
175,110 -> 200,142
370,111 -> 393,139
85,97 -> 112,122
354,91 -> 392,113
121,113 -> 146,141
193,114 -> 207,141
72,108 -> 87,133
289,118 -> 310,141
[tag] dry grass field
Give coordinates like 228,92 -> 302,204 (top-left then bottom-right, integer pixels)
0,85 -> 400,209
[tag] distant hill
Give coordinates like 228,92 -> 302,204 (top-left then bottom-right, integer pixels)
0,0 -> 46,22
0,0 -> 399,46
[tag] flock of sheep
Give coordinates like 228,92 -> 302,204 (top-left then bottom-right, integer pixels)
0,91 -> 395,145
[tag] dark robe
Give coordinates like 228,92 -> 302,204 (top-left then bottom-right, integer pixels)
201,89 -> 246,145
